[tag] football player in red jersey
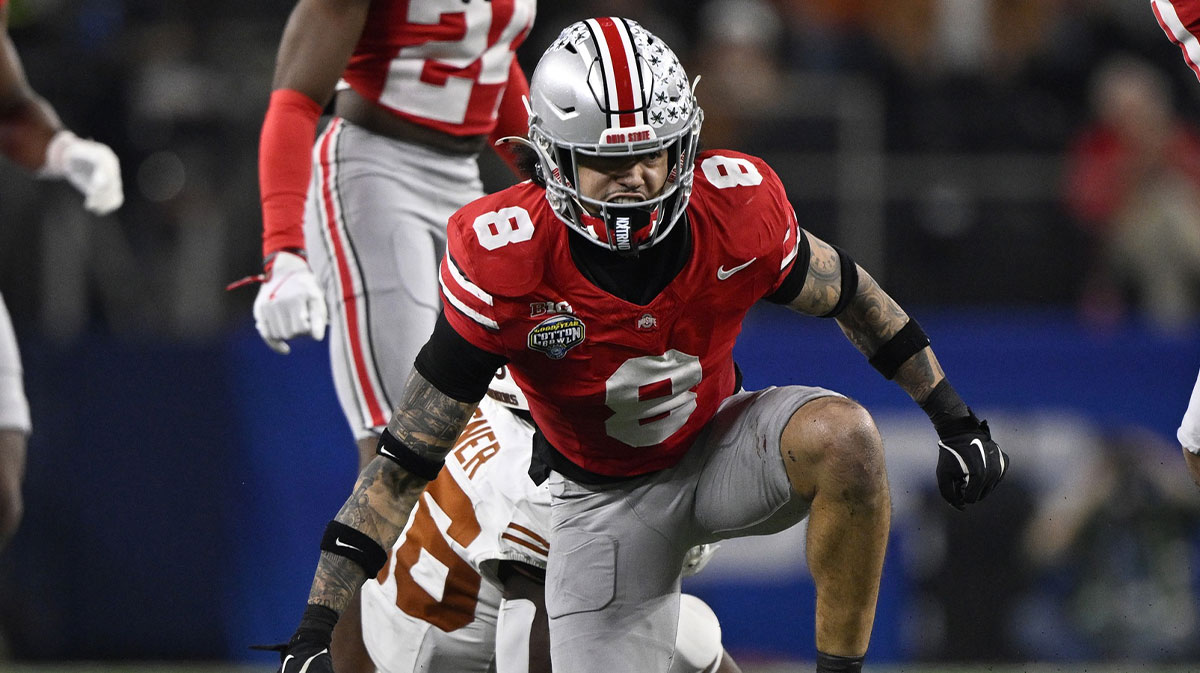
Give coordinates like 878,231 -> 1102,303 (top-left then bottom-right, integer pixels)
1154,0 -> 1200,82
281,374 -> 742,673
1150,0 -> 1200,487
267,17 -> 1008,673
361,370 -> 741,673
240,0 -> 535,670
0,0 -> 123,553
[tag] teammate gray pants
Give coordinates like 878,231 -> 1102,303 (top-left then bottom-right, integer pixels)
303,118 -> 484,439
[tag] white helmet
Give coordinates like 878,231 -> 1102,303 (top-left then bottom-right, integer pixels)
526,17 -> 703,256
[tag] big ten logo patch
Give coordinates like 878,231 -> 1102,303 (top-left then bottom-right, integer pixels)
530,300 -> 574,317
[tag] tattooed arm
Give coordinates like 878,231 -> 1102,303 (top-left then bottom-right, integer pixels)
785,230 -> 945,404
306,369 -> 478,613
786,230 -> 1009,508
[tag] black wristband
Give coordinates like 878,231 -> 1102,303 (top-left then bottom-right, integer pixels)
320,520 -> 388,578
920,378 -> 974,437
867,318 -> 930,379
816,651 -> 864,673
291,603 -> 338,648
377,428 -> 445,481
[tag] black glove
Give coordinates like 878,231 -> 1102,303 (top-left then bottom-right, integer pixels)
934,412 -> 1008,510
252,604 -> 337,673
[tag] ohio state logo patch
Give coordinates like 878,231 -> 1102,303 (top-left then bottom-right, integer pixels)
528,314 -> 586,359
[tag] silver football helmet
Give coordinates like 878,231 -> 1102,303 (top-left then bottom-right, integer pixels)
525,17 -> 703,256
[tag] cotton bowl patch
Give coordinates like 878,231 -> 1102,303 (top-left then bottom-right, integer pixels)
528,314 -> 586,359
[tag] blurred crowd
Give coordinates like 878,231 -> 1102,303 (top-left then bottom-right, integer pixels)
1,0 -> 1200,340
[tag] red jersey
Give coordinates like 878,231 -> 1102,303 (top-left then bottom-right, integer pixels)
344,0 -> 536,136
439,150 -> 803,477
1154,0 -> 1200,82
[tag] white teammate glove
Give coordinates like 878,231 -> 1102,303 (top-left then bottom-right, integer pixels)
252,251 -> 328,355
39,130 -> 124,215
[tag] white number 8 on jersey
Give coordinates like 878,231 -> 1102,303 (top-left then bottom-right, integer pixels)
701,155 -> 763,189
605,350 -> 703,447
473,206 -> 536,250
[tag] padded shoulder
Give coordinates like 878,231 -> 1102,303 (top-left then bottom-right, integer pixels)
446,182 -> 554,298
689,149 -> 797,261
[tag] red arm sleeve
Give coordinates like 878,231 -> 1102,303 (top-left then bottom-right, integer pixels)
488,60 -> 530,179
259,88 -> 322,259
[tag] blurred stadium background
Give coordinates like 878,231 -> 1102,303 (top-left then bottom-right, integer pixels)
3,0 -> 1200,670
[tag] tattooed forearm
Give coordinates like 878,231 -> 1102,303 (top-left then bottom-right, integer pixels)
833,270 -> 908,355
835,270 -> 946,401
789,233 -> 907,351
308,552 -> 369,612
892,349 -> 946,404
786,231 -> 945,402
306,370 -> 477,614
337,454 -> 428,535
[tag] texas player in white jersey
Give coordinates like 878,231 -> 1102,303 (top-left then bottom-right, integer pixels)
359,370 -> 740,672
0,0 -> 123,554
1151,0 -> 1200,487
238,2 -> 535,671
268,17 -> 1008,673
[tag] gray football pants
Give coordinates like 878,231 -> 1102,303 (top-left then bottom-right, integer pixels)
545,385 -> 840,672
303,118 -> 485,439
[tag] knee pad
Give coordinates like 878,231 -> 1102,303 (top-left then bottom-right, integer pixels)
669,594 -> 723,673
496,597 -> 537,673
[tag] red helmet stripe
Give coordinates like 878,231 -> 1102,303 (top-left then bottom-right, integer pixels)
590,17 -> 641,128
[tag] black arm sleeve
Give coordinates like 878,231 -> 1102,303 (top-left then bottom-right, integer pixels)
413,311 -> 509,403
764,229 -> 811,305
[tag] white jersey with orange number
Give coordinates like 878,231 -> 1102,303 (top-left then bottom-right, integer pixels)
360,396 -> 545,673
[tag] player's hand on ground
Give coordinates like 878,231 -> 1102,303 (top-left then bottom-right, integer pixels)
254,637 -> 333,673
934,413 -> 1008,510
40,130 -> 124,215
252,251 -> 328,354
253,605 -> 339,673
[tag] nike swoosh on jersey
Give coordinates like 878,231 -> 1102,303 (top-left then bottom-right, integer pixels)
716,257 -> 757,280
